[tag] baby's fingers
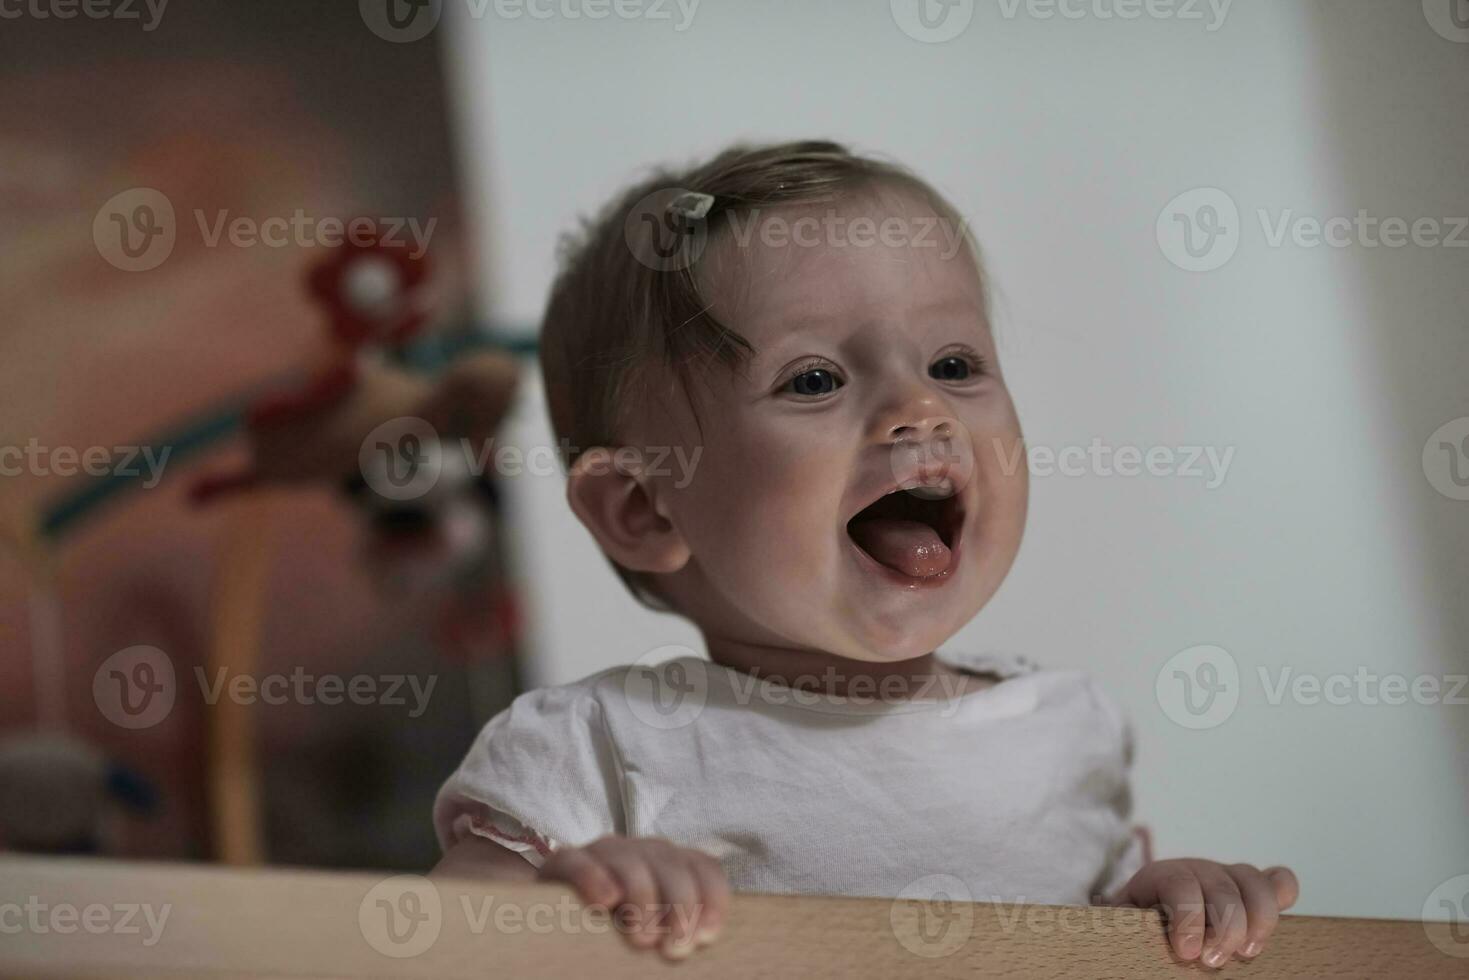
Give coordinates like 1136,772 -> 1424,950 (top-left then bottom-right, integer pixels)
1149,873 -> 1209,962
1266,866 -> 1300,911
649,854 -> 704,960
687,851 -> 731,946
589,843 -> 663,949
1228,864 -> 1281,960
1197,871 -> 1246,969
538,846 -> 622,910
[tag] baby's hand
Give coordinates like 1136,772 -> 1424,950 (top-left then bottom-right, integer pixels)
537,835 -> 729,960
1107,859 -> 1299,969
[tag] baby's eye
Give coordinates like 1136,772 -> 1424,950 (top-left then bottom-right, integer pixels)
929,351 -> 983,383
785,367 -> 844,398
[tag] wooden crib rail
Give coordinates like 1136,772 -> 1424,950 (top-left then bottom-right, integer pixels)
0,856 -> 1461,979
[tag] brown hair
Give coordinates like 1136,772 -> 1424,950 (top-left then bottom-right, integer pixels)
539,139 -> 979,610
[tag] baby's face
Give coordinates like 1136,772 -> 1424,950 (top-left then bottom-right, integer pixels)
636,186 -> 1028,662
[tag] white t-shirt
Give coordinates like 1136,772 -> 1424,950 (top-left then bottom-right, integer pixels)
434,651 -> 1145,905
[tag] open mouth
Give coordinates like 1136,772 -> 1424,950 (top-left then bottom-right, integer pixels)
845,483 -> 965,582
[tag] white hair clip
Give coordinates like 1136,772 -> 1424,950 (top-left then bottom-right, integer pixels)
666,191 -> 715,223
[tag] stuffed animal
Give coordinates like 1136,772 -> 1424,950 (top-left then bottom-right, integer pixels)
189,234 -> 521,571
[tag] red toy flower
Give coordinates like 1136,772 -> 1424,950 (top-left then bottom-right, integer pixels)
308,231 -> 430,346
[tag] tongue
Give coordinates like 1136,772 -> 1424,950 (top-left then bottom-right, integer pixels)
850,519 -> 952,578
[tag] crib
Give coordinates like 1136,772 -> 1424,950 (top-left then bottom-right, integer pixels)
1,855 -> 1459,978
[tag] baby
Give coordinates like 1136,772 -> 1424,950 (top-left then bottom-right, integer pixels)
432,140 -> 1297,967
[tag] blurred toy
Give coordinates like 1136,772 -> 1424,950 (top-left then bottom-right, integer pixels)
0,732 -> 156,855
191,234 -> 520,514
3,233 -> 526,866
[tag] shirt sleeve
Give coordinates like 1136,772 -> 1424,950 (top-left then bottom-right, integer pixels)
1086,679 -> 1149,900
433,685 -> 625,868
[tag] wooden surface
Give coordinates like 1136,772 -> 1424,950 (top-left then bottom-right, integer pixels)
0,856 -> 1461,979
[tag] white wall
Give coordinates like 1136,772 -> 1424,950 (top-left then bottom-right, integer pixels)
441,0 -> 1469,919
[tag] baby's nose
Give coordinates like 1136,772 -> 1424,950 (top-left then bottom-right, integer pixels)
889,415 -> 954,444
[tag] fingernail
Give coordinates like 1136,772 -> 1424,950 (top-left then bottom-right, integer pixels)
1241,941 -> 1263,958
1202,947 -> 1228,969
663,936 -> 696,960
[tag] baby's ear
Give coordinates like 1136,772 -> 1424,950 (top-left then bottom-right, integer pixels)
566,447 -> 691,574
